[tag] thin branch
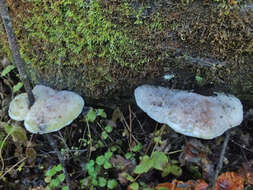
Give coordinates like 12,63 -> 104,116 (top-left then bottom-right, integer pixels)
46,134 -> 71,190
210,131 -> 231,190
0,0 -> 34,106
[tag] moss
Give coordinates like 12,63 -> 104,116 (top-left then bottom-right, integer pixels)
0,0 -> 252,106
17,0 -> 144,68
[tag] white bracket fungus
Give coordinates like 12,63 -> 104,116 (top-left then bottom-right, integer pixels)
25,90 -> 84,134
135,85 -> 243,139
8,93 -> 29,121
8,85 -> 57,121
8,85 -> 84,134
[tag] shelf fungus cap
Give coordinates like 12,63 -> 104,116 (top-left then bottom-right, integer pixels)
32,85 -> 57,100
24,90 -> 84,134
134,85 -> 243,139
8,93 -> 29,121
8,85 -> 58,121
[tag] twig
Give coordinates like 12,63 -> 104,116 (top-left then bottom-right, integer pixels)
0,157 -> 27,179
210,131 -> 231,190
0,0 -> 34,107
45,134 -> 71,190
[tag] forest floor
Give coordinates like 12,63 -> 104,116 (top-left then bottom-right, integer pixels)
0,59 -> 253,190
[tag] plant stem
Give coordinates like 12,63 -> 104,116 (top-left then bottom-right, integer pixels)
211,130 -> 231,190
0,0 -> 34,107
46,134 -> 71,190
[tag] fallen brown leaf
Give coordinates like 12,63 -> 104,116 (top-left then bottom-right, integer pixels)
215,172 -> 244,190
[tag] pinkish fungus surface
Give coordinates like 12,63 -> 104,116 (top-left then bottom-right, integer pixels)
135,85 -> 243,139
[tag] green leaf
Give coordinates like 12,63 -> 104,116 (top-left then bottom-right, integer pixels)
50,178 -> 60,188
120,172 -> 134,182
55,164 -> 63,172
125,152 -> 133,159
110,146 -> 117,152
91,178 -> 98,186
57,173 -> 65,182
46,168 -> 57,177
195,75 -> 203,85
151,152 -> 168,171
161,164 -> 182,177
62,186 -> 69,190
101,131 -> 108,140
107,179 -> 118,189
96,109 -> 107,118
104,151 -> 113,160
129,182 -> 139,190
169,164 -> 182,176
105,125 -> 112,133
86,109 -> 96,122
132,143 -> 142,152
98,177 -> 107,187
134,155 -> 153,174
1,65 -> 15,77
13,82 -> 23,93
86,160 -> 96,176
96,155 -> 105,166
189,165 -> 202,178
1,122 -> 27,145
103,161 -> 112,169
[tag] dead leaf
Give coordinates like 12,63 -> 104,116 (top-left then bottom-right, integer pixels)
156,180 -> 192,190
155,181 -> 182,190
187,180 -> 208,190
215,172 -> 244,190
110,154 -> 135,173
111,107 -> 124,122
156,180 -> 208,190
180,139 -> 214,179
29,186 -> 45,190
1,122 -> 28,145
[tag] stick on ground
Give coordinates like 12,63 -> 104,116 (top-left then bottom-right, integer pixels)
210,130 -> 231,190
46,134 -> 71,189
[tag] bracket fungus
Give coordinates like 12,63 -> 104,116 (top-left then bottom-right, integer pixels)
8,85 -> 84,134
134,85 -> 243,139
8,85 -> 57,121
8,93 -> 29,121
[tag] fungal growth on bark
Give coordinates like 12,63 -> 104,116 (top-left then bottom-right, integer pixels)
134,85 -> 243,139
8,85 -> 84,134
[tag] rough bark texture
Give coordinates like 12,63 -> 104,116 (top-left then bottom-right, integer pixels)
0,0 -> 252,108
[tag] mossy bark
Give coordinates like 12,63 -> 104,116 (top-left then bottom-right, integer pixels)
1,0 -> 253,108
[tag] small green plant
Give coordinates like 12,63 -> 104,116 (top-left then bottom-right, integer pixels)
82,151 -> 118,189
1,65 -> 23,93
85,108 -> 107,123
125,143 -> 142,161
134,151 -> 182,177
195,75 -> 204,86
1,65 -> 15,77
44,164 -> 69,190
